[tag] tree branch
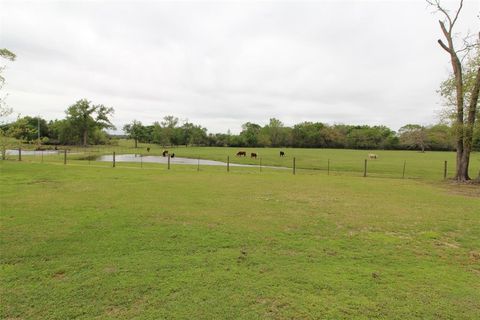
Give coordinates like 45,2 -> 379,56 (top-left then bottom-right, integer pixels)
439,20 -> 450,39
451,0 -> 464,27
438,39 -> 451,53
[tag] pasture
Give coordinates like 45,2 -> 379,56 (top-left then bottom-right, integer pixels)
6,141 -> 480,180
1,155 -> 479,319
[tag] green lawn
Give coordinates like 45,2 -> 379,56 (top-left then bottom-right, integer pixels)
1,161 -> 479,319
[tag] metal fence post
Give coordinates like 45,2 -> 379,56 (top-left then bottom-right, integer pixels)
64,149 -> 67,165
227,156 -> 230,172
327,159 -> 330,175
168,154 -> 171,170
293,157 -> 296,175
113,151 -> 116,168
18,148 -> 21,161
363,159 -> 367,177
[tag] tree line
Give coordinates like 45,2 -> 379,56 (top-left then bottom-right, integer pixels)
2,99 -> 478,151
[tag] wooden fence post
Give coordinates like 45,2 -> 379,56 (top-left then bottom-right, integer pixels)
444,160 -> 447,179
327,159 -> 330,175
293,157 -> 296,175
113,152 -> 116,168
18,148 -> 21,161
260,158 -> 262,172
227,156 -> 230,172
168,154 -> 171,170
363,159 -> 367,177
64,149 -> 67,165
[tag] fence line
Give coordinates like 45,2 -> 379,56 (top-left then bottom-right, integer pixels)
1,147 -> 471,181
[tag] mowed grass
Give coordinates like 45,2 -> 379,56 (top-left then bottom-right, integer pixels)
9,140 -> 480,181
1,161 -> 479,319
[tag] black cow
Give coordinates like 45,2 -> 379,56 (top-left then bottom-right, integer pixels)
280,151 -> 285,157
147,147 -> 150,152
171,153 -> 175,158
162,150 -> 169,157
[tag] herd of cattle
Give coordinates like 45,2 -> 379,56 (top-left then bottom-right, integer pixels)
145,148 -> 378,160
236,150 -> 286,158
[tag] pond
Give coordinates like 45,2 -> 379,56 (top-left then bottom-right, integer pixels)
6,149 -> 61,156
97,154 -> 287,169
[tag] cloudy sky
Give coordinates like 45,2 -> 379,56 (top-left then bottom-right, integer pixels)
1,0 -> 478,133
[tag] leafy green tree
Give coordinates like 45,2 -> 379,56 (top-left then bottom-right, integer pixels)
157,115 -> 180,146
263,118 -> 286,147
427,124 -> 454,151
65,99 -> 115,146
181,122 -> 207,146
6,116 -> 48,142
399,124 -> 428,152
123,120 -> 145,148
240,122 -> 262,147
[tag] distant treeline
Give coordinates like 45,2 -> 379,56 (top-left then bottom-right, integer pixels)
3,114 -> 479,151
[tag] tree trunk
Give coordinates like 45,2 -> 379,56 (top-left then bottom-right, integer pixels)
459,66 -> 480,181
438,20 -> 465,181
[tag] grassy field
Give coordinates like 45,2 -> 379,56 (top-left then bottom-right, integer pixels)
1,160 -> 479,319
6,140 -> 480,181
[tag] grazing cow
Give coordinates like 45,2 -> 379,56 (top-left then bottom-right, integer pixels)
236,151 -> 246,157
162,150 -> 169,157
368,153 -> 378,159
171,153 -> 175,158
280,151 -> 285,157
251,152 -> 257,159
147,147 -> 150,152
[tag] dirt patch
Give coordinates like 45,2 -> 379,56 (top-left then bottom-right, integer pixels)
52,270 -> 66,280
442,182 -> 480,198
469,251 -> 480,261
104,266 -> 117,274
105,306 -> 124,316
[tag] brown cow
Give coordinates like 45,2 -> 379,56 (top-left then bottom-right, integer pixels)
162,150 -> 169,157
251,152 -> 257,159
236,151 -> 246,157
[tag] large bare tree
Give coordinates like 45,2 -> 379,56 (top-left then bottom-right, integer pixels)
427,0 -> 480,181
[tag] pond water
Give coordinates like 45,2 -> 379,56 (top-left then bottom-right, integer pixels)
97,154 -> 287,169
6,149 -> 61,156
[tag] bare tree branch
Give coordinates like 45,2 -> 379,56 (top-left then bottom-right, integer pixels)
451,0 -> 464,27
438,39 -> 451,53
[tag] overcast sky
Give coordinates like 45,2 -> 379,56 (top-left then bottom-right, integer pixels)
1,0 -> 478,134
